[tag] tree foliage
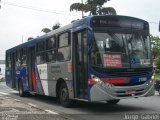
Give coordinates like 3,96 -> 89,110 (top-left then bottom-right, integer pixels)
151,35 -> 160,69
27,37 -> 34,41
151,35 -> 160,59
52,22 -> 61,30
41,28 -> 51,33
70,0 -> 116,15
42,22 -> 61,33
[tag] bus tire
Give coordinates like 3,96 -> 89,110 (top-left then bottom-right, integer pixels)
106,99 -> 120,105
59,82 -> 71,107
159,89 -> 160,95
18,80 -> 26,97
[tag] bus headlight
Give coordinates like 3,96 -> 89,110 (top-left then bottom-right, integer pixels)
91,74 -> 101,83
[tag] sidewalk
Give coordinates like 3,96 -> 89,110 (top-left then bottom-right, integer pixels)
0,92 -> 69,120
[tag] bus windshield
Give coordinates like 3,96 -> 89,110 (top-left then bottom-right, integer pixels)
91,32 -> 151,68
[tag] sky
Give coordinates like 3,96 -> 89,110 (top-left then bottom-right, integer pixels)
0,0 -> 160,60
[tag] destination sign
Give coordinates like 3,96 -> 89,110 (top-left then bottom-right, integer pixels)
91,16 -> 149,30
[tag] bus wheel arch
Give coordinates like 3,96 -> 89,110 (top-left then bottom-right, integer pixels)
56,79 -> 71,107
56,79 -> 64,99
18,78 -> 27,97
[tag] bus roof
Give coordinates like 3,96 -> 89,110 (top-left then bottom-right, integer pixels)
6,15 -> 148,53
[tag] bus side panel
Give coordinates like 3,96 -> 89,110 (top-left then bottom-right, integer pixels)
47,62 -> 74,98
6,68 -> 12,88
34,64 -> 45,95
15,66 -> 29,92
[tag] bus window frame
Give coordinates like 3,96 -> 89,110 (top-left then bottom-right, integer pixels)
36,40 -> 46,65
57,31 -> 71,62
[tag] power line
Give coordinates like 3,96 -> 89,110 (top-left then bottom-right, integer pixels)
1,1 -> 160,25
1,1 -> 80,17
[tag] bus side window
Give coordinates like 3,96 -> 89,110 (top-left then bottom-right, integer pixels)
36,53 -> 45,64
22,48 -> 27,66
46,50 -> 56,62
6,53 -> 11,68
46,36 -> 56,63
36,41 -> 45,52
46,37 -> 56,50
36,41 -> 46,64
16,50 -> 21,67
57,32 -> 71,61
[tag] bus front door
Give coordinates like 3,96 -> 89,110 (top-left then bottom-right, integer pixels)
73,30 -> 88,99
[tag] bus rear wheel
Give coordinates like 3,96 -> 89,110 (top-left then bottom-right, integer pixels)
59,82 -> 71,107
18,80 -> 27,97
106,99 -> 120,105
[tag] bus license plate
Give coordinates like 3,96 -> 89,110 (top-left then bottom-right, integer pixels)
126,90 -> 136,94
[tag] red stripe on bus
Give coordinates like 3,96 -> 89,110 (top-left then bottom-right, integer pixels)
31,69 -> 36,92
101,77 -> 128,84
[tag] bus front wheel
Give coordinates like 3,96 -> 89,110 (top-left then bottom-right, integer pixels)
106,99 -> 120,104
59,82 -> 71,107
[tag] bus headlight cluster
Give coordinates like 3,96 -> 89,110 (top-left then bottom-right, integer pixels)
90,74 -> 113,89
91,74 -> 101,83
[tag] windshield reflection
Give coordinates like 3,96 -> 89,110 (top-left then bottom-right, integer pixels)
91,32 -> 151,68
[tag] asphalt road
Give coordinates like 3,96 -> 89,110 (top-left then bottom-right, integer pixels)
0,82 -> 160,120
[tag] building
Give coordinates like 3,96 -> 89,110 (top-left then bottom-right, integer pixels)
0,60 -> 5,79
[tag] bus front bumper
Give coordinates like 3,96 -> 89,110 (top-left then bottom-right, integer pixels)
90,80 -> 155,102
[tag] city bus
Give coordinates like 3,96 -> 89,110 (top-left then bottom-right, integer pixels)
5,15 -> 154,107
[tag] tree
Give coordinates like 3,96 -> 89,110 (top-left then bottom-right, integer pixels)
150,35 -> 160,69
70,0 -> 116,16
41,28 -> 51,33
52,22 -> 61,30
27,37 -> 34,41
41,22 -> 61,33
150,35 -> 160,59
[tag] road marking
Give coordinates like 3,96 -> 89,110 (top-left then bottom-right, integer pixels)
28,103 -> 59,115
44,110 -> 59,115
14,99 -> 22,102
11,91 -> 18,93
0,92 -> 10,95
28,103 -> 38,108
